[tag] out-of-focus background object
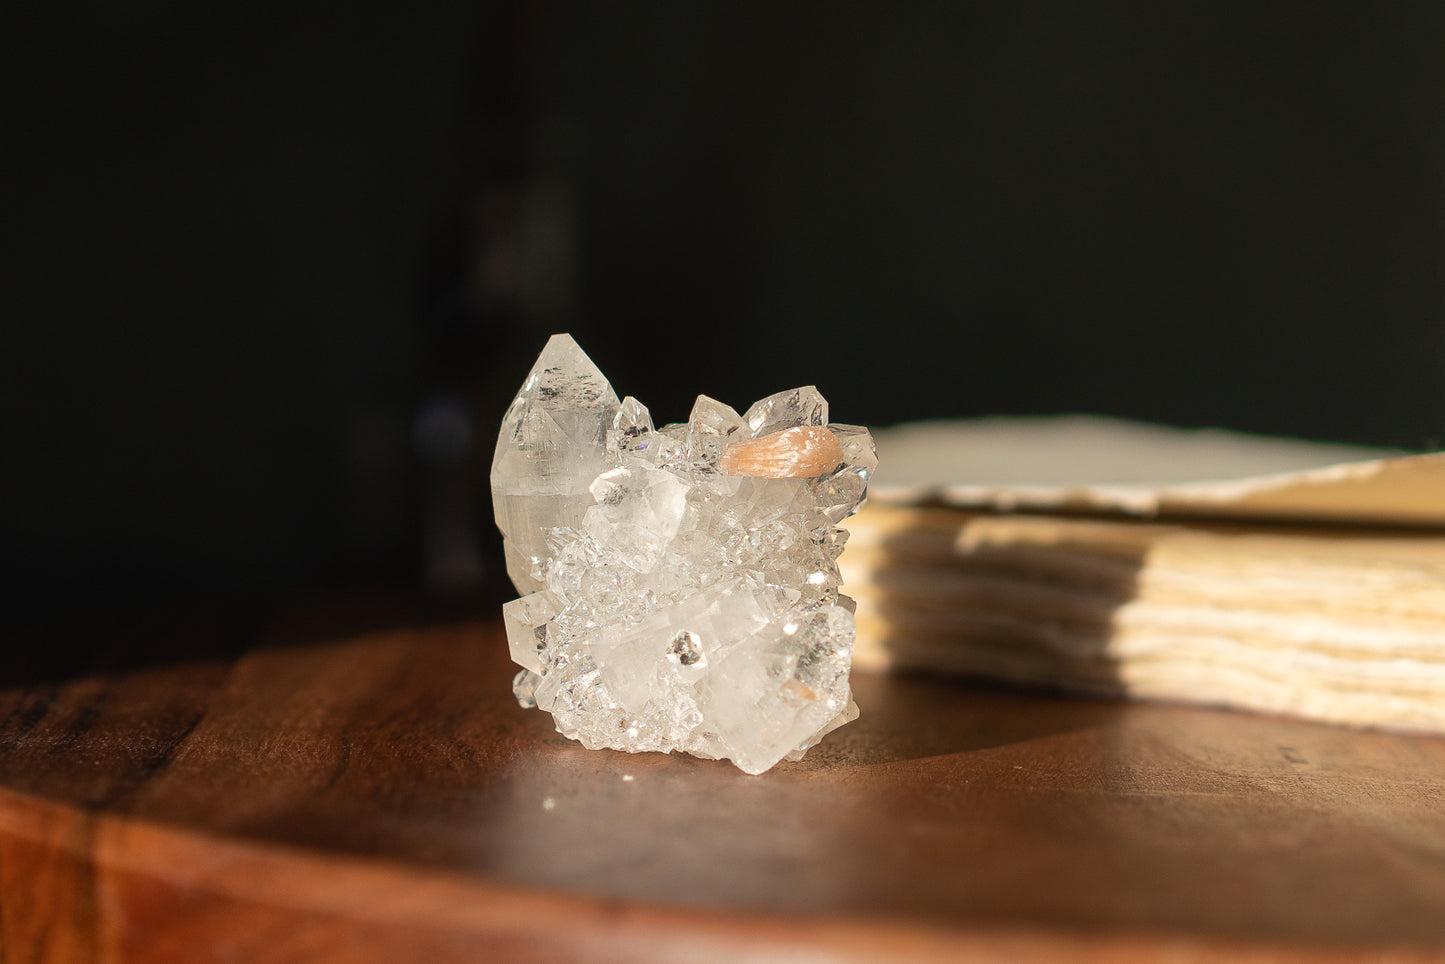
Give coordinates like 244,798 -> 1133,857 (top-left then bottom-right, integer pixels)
868,416 -> 1445,525
5,3 -> 1445,625
844,419 -> 1445,733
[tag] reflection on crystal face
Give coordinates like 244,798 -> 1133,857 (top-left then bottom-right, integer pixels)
667,630 -> 705,667
491,334 -> 875,774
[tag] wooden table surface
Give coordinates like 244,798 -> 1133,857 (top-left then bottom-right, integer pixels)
2,592 -> 1444,962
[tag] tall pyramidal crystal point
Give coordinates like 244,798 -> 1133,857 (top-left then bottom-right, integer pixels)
491,334 -> 877,774
491,335 -> 621,594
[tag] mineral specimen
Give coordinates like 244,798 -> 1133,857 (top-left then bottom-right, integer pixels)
492,335 -> 876,774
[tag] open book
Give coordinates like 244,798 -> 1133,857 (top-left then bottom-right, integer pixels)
841,417 -> 1445,733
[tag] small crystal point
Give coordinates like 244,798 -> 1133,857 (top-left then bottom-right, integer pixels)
686,395 -> 746,468
492,334 -> 873,774
742,386 -> 828,438
608,396 -> 655,459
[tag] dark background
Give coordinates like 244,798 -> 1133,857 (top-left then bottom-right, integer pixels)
5,2 -> 1444,624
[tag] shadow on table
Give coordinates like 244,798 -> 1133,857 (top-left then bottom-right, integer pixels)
793,669 -> 1126,768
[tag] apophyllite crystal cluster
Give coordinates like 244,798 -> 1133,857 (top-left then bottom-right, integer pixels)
491,335 -> 876,774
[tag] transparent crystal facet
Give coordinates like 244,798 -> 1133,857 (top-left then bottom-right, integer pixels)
742,386 -> 828,438
686,395 -> 746,470
491,334 -> 873,774
491,335 -> 621,593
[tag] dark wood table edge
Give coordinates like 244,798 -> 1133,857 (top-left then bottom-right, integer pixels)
2,784 -> 1436,964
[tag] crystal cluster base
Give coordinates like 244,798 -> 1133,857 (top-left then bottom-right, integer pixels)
492,335 -> 876,774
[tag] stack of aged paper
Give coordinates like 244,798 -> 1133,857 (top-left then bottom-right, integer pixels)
842,417 -> 1445,733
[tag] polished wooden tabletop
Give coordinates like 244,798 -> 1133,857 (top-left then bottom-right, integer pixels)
2,592 -> 1444,962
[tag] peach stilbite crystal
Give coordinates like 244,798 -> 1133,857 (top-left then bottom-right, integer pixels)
720,425 -> 845,479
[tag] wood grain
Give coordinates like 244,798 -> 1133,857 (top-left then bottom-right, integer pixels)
1,593 -> 1444,961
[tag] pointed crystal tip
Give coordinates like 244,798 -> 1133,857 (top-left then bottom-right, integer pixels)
491,334 -> 622,593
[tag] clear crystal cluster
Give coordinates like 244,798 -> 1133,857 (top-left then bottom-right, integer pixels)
492,335 -> 876,774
